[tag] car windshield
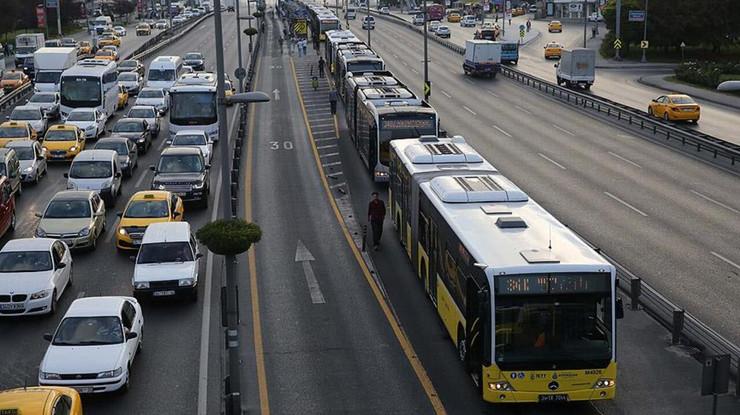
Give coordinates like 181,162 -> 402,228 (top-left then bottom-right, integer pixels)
53,316 -> 124,346
0,127 -> 26,138
69,161 -> 112,179
67,111 -> 95,121
157,154 -> 203,173
671,96 -> 695,104
95,141 -> 128,155
44,199 -> 91,218
45,130 -> 77,141
30,94 -> 56,103
10,109 -> 40,120
128,108 -> 155,118
173,134 -> 207,146
0,251 -> 53,272
138,242 -> 193,264
148,69 -> 175,81
12,147 -> 34,160
3,73 -> 22,81
114,121 -> 144,132
35,71 -> 62,84
125,200 -> 169,218
139,89 -> 164,98
184,53 -> 202,60
118,73 -> 138,81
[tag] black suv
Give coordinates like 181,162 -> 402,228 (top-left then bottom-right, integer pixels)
150,147 -> 210,207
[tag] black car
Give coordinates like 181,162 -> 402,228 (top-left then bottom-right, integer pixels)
182,52 -> 205,71
117,59 -> 145,77
150,147 -> 210,207
22,57 -> 35,79
110,118 -> 152,153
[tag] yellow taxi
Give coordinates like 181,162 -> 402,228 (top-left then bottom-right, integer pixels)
511,7 -> 526,16
447,12 -> 461,22
94,49 -> 117,61
224,79 -> 236,106
648,94 -> 701,123
116,191 -> 185,250
548,20 -> 562,32
42,124 -> 86,161
0,386 -> 82,415
1,70 -> 31,92
0,121 -> 37,146
98,34 -> 121,47
117,84 -> 129,110
544,41 -> 563,59
78,40 -> 93,55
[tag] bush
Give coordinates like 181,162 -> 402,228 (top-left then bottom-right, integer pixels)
675,61 -> 740,88
243,27 -> 258,36
253,11 -> 263,18
196,219 -> 262,256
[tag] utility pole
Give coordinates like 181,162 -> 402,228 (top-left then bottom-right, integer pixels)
614,0 -> 621,60
366,0 -> 370,47
56,0 -> 63,37
235,0 -> 244,91
640,0 -> 648,63
422,0 -> 428,101
582,0 -> 587,47
247,0 -> 253,53
167,0 -> 172,29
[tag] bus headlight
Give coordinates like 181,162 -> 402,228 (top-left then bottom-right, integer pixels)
488,381 -> 514,391
592,378 -> 615,389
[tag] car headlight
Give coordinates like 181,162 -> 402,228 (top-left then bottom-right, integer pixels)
30,289 -> 52,299
78,227 -> 91,237
85,125 -> 96,131
179,278 -> 195,287
134,281 -> 150,289
138,136 -> 146,142
35,227 -> 47,237
40,372 -> 61,380
24,167 -> 33,173
69,146 -> 77,152
118,227 -> 127,235
156,184 -> 166,190
192,181 -> 204,190
97,367 -> 123,378
488,381 -> 515,391
42,146 -> 48,152
593,378 -> 615,389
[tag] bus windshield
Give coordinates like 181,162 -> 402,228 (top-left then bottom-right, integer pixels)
347,61 -> 383,73
170,91 -> 217,125
60,76 -> 102,108
378,112 -> 436,165
148,69 -> 176,82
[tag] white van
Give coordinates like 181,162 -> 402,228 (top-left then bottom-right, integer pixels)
146,56 -> 184,91
132,222 -> 201,301
65,149 -> 122,205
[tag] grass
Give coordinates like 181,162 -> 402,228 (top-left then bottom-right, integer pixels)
664,75 -> 740,98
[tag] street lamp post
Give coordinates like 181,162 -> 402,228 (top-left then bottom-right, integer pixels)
640,0 -> 648,63
366,0 -> 370,48
582,0 -> 587,48
423,0 -> 429,101
235,0 -> 245,92
247,0 -> 254,53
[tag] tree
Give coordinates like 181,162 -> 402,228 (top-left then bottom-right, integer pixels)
112,0 -> 137,18
196,219 -> 262,256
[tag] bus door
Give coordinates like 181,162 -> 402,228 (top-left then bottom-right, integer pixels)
465,277 -> 489,379
426,220 -> 439,302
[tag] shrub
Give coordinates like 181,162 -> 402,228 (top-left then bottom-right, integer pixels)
243,27 -> 258,36
196,219 -> 262,256
674,61 -> 740,88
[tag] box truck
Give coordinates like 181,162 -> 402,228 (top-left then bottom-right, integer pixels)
555,48 -> 596,89
463,40 -> 501,78
15,33 -> 45,66
33,47 -> 78,92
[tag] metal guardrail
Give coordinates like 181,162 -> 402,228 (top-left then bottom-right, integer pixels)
368,10 -> 740,169
0,83 -> 34,113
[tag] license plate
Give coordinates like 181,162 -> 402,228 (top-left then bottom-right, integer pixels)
132,239 -> 141,246
153,290 -> 175,297
53,154 -> 66,159
176,192 -> 187,196
539,394 -> 568,402
75,387 -> 93,394
0,303 -> 24,310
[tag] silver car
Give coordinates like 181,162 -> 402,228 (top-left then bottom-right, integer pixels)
34,190 -> 107,251
135,88 -> 169,114
6,140 -> 47,184
8,106 -> 47,135
118,72 -> 144,95
94,137 -> 139,178
167,130 -> 212,163
26,92 -> 61,119
126,105 -> 161,137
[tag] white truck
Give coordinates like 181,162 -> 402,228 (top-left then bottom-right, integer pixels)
463,39 -> 501,78
15,33 -> 46,67
555,48 -> 596,90
33,47 -> 78,92
93,16 -> 114,35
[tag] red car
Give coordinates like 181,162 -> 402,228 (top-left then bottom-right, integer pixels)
0,176 -> 15,238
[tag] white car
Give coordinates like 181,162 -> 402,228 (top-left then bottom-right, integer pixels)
132,222 -> 201,301
167,130 -> 212,162
7,140 -> 47,184
588,12 -> 604,22
135,88 -> 169,114
9,105 -> 47,135
39,296 -> 143,393
435,25 -> 451,38
126,105 -> 161,137
461,15 -> 476,27
113,26 -> 127,36
429,20 -> 441,32
118,72 -> 144,95
173,16 -> 187,24
26,92 -> 61,119
65,108 -> 107,139
379,6 -> 390,14
528,5 -> 538,13
412,13 -> 425,25
0,238 -> 72,316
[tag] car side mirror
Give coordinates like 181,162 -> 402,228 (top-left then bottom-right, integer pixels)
116,211 -> 123,217
651,99 -> 657,102
554,63 -> 559,68
196,253 -> 203,259
56,262 -> 67,269
63,172 -> 69,178
173,211 -> 181,218
126,331 -> 138,340
129,255 -> 137,262
165,140 -> 172,145
149,165 -> 156,171
43,333 -> 53,341
106,129 -> 112,134
115,172 -> 122,178
34,212 -> 42,218
615,297 -> 624,319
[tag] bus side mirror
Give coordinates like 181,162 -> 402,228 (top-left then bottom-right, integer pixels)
615,297 -> 624,319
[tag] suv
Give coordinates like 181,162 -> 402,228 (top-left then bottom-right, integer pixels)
150,147 -> 210,207
132,222 -> 201,301
362,16 -> 375,30
461,15 -> 476,27
412,13 -> 425,25
65,150 -> 123,206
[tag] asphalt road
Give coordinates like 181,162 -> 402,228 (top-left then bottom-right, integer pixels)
0,12 -> 241,415
348,16 -> 740,347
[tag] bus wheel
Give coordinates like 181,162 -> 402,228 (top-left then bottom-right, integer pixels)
457,331 -> 467,362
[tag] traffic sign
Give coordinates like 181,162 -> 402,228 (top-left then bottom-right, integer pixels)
640,40 -> 649,49
45,0 -> 59,8
423,81 -> 431,98
519,29 -> 525,39
234,67 -> 246,80
628,10 -> 645,22
293,20 -> 307,35
613,38 -> 622,49
519,24 -> 525,31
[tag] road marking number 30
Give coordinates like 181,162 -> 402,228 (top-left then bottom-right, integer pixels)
270,141 -> 294,150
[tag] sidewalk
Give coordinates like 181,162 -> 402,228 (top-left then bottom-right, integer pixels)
638,74 -> 740,111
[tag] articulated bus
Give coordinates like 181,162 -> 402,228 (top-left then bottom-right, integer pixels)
59,59 -> 119,119
353,100 -> 438,181
346,84 -> 419,143
343,70 -> 398,108
333,43 -> 372,88
168,72 -> 219,142
389,158 -> 622,403
308,9 -> 341,42
337,51 -> 385,98
324,30 -> 363,75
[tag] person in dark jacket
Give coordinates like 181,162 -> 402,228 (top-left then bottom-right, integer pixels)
328,88 -> 338,114
368,192 -> 386,250
318,56 -> 325,77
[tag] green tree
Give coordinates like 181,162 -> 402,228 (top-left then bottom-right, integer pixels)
197,219 -> 262,256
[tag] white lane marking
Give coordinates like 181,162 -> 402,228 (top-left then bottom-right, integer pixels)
690,190 -> 740,215
515,105 -> 532,115
303,261 -> 326,303
316,144 -> 337,150
401,60 -> 408,66
538,153 -> 567,170
329,181 -> 346,189
604,191 -> 649,217
463,106 -> 477,116
552,123 -> 576,136
710,251 -> 740,271
319,152 -> 340,158
464,78 -> 474,85
440,90 -> 452,98
608,151 -> 642,169
105,218 -> 121,243
492,125 -> 511,138
411,68 -> 419,74
134,166 -> 150,188
487,89 -> 499,98
314,137 -> 338,142
322,161 -> 342,167
617,134 -> 635,139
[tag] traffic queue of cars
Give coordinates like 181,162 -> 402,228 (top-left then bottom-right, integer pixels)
0,18 -> 215,410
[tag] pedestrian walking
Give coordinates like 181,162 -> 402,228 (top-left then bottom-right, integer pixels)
591,25 -> 597,39
367,192 -> 386,251
318,56 -> 325,77
279,36 -> 284,53
526,19 -> 531,32
329,88 -> 338,114
312,76 -> 319,91
301,39 -> 307,56
297,38 -> 304,57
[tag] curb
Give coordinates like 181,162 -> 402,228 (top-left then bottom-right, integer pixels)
637,75 -> 740,111
595,63 -> 677,70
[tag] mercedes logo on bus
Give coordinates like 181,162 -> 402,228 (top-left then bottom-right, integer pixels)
548,381 -> 560,391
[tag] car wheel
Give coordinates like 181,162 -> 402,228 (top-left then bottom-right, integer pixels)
119,369 -> 130,394
648,107 -> 653,116
137,328 -> 143,354
89,233 -> 97,251
49,290 -> 57,315
9,210 -> 15,232
663,112 -> 669,121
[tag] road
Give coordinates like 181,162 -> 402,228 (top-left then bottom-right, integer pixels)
348,15 -> 740,347
0,12 -> 240,415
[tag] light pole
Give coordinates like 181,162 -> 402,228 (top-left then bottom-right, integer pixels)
582,0 -> 587,48
640,0 -> 648,63
422,0 -> 428,101
614,0 -> 621,60
235,0 -> 245,91
366,0 -> 370,47
247,0 -> 254,53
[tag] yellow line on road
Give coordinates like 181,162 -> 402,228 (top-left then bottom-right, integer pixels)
244,53 -> 270,415
289,57 -> 446,414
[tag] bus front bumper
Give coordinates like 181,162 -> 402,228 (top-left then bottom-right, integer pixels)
483,384 -> 615,403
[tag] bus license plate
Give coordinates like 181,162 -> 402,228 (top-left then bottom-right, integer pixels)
153,290 -> 175,297
539,394 -> 568,403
